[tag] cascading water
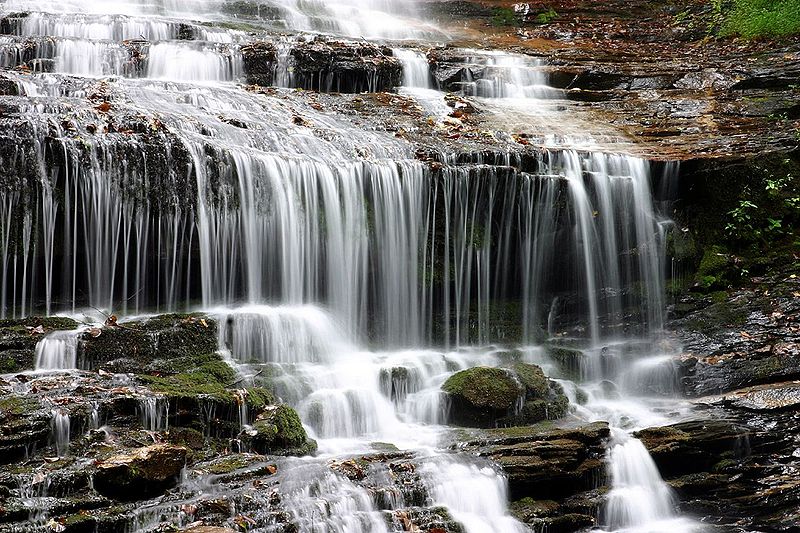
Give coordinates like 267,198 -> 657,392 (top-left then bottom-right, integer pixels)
50,409 -> 70,457
0,0 -> 698,531
34,329 -> 80,371
138,396 -> 169,431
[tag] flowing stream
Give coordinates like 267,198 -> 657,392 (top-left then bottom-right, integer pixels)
1,0 -> 704,531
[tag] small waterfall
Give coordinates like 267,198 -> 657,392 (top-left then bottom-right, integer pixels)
457,50 -> 553,99
34,329 -> 80,371
394,48 -> 431,88
89,401 -> 100,430
603,429 -> 690,532
50,409 -> 70,457
138,396 -> 169,431
146,42 -> 242,83
420,457 -> 529,533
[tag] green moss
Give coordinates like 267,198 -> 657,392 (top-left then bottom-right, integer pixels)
203,455 -> 252,475
0,356 -> 19,373
711,458 -> 739,472
698,245 -> 731,277
0,316 -> 80,330
244,387 -> 275,410
509,362 -> 548,398
0,395 -> 40,416
137,353 -> 238,403
61,512 -> 98,533
720,0 -> 800,38
442,367 -> 523,410
547,346 -> 587,380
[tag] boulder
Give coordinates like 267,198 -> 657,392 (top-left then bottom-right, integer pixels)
243,404 -> 317,456
442,363 -> 569,428
93,444 -> 188,500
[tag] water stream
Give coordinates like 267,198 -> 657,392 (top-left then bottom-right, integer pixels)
1,0 -> 703,531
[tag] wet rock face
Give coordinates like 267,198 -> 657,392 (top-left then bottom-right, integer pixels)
78,314 -> 219,370
670,267 -> 800,397
242,37 -> 401,93
458,422 -> 610,530
442,363 -> 569,427
634,420 -> 749,478
0,395 -> 52,462
93,444 -> 188,500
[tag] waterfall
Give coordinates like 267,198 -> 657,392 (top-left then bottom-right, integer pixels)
34,329 -> 80,371
50,409 -> 70,457
0,0 -> 692,531
138,396 -> 169,431
602,428 -> 700,533
394,48 -> 432,89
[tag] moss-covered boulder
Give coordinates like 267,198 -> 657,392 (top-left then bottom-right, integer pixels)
243,404 -> 316,456
93,444 -> 188,500
442,364 -> 569,428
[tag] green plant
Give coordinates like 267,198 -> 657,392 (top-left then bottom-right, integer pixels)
534,8 -> 558,24
725,197 -> 760,239
491,7 -> 517,27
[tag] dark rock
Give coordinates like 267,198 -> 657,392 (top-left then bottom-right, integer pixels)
93,444 -> 188,500
241,41 -> 277,87
459,422 -> 610,500
78,314 -> 218,370
242,38 -> 401,93
634,420 -> 748,478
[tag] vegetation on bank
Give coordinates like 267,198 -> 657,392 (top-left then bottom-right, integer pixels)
716,0 -> 800,38
680,151 -> 800,292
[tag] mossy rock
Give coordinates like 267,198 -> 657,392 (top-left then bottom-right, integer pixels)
509,498 -> 561,520
0,316 -> 81,371
509,362 -> 549,398
78,314 -> 218,369
693,245 -> 733,291
401,506 -> 465,533
443,366 -> 523,427
500,381 -> 570,426
443,364 -> 569,428
0,395 -> 51,463
244,404 -> 316,456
